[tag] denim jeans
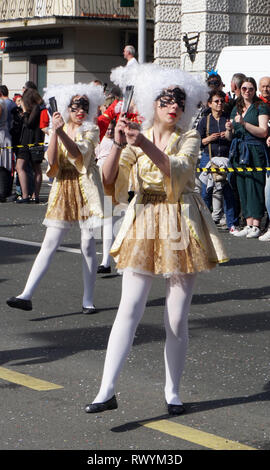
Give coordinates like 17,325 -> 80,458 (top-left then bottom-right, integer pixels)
200,152 -> 238,228
265,174 -> 270,219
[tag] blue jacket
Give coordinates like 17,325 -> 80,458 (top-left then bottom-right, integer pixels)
229,133 -> 269,166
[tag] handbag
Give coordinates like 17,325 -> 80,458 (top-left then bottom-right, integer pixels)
206,114 -> 227,182
29,145 -> 45,164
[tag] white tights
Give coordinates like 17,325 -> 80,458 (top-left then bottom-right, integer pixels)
18,226 -> 97,308
93,270 -> 196,405
100,216 -> 114,268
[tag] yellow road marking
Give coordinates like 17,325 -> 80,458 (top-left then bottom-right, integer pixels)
143,420 -> 256,450
0,367 -> 63,391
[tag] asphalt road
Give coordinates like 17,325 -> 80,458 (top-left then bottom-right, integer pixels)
0,181 -> 269,462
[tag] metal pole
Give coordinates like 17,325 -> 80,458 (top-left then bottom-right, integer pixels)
138,0 -> 146,63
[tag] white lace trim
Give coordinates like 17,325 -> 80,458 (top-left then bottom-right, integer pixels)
43,214 -> 103,230
117,266 -> 202,279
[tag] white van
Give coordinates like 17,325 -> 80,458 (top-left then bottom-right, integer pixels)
215,45 -> 270,93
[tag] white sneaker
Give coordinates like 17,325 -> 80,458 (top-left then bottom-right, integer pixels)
258,229 -> 270,241
246,226 -> 261,239
214,216 -> 226,226
233,225 -> 252,237
229,225 -> 239,234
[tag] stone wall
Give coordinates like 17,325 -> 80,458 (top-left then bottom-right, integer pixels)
154,0 -> 182,67
154,0 -> 270,74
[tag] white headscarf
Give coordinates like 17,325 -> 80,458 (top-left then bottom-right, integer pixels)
110,63 -> 208,131
43,82 -> 105,130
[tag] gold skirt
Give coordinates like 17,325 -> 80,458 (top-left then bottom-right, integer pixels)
114,192 -> 217,276
45,169 -> 89,223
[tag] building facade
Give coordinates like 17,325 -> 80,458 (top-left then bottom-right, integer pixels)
0,0 -> 154,96
154,0 -> 270,74
0,1 -> 269,97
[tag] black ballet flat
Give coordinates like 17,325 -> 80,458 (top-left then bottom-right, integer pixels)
97,265 -> 111,274
85,395 -> 118,413
82,306 -> 97,314
167,403 -> 186,416
15,197 -> 30,204
30,197 -> 40,204
6,296 -> 32,311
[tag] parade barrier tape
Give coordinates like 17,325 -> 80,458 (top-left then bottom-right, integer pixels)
197,166 -> 270,173
1,143 -> 46,150
1,142 -> 269,172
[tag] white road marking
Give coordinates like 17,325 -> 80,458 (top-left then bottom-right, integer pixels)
0,237 -> 102,254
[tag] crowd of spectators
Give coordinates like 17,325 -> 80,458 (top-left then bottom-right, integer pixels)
0,81 -> 49,203
195,72 -> 270,241
0,63 -> 270,243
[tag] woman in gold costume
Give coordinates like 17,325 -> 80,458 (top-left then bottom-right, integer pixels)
85,64 -> 228,415
7,83 -> 104,314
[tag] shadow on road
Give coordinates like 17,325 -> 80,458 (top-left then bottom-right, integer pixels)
221,256 -> 270,266
148,285 -> 270,308
189,310 -> 270,333
0,307 -> 269,367
192,286 -> 270,304
110,389 -> 270,433
0,322 -> 165,367
29,307 -> 117,322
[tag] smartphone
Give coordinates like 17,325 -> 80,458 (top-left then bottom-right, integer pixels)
122,85 -> 134,115
49,96 -> 58,114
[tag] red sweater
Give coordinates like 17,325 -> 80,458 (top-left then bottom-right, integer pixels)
97,99 -> 140,141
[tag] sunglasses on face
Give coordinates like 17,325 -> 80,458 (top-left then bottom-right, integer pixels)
241,87 -> 255,92
69,98 -> 89,113
212,99 -> 224,104
208,80 -> 221,86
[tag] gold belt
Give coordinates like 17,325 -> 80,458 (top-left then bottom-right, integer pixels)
141,191 -> 167,203
58,168 -> 78,180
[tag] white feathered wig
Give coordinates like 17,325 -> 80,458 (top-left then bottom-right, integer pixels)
43,82 -> 105,129
110,63 -> 208,131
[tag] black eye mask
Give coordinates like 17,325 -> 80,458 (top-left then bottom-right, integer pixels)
69,97 -> 89,113
156,87 -> 186,111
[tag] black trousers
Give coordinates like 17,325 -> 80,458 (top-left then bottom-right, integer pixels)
0,166 -> 12,200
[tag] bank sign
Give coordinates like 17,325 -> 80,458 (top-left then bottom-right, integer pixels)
1,35 -> 63,52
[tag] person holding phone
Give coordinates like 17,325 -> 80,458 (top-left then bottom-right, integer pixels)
7,83 -> 105,314
85,64 -> 228,415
